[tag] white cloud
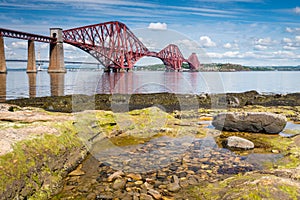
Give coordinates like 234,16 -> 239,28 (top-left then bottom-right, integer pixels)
282,37 -> 292,43
207,52 -> 223,59
148,22 -> 167,30
175,39 -> 199,51
254,44 -> 268,50
285,27 -> 300,33
39,43 -> 48,49
255,37 -> 275,46
206,49 -> 300,61
64,43 -> 77,50
283,46 -> 297,50
281,36 -> 300,50
199,36 -> 216,48
294,7 -> 300,14
137,37 -> 158,50
223,41 -> 239,50
223,43 -> 232,49
286,27 -> 293,33
11,41 -> 27,49
223,51 -> 240,58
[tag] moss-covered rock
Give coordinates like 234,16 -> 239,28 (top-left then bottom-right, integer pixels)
185,173 -> 300,200
0,105 -> 87,200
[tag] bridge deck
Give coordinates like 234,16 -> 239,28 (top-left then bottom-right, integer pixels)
0,28 -> 55,43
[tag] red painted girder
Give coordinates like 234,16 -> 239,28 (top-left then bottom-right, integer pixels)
157,44 -> 185,70
62,21 -> 149,69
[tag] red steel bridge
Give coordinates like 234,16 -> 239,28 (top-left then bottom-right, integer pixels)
0,21 -> 200,73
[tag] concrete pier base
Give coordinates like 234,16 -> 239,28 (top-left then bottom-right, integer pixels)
0,36 -> 7,74
48,28 -> 66,73
27,40 -> 37,73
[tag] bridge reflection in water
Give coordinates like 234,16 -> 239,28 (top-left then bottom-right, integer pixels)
0,71 -> 65,102
49,73 -> 64,96
27,73 -> 36,98
97,72 -> 135,94
0,74 -> 6,102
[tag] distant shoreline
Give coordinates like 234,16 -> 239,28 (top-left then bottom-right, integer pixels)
136,63 -> 300,72
6,64 -> 300,72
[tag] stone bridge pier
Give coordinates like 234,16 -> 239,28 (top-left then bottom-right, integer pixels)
49,28 -> 66,73
0,36 -> 6,73
26,40 -> 37,73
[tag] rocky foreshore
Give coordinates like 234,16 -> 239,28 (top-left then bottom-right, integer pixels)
5,91 -> 300,113
0,99 -> 300,199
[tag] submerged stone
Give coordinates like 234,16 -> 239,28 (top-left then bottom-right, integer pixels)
212,112 -> 287,134
225,136 -> 254,150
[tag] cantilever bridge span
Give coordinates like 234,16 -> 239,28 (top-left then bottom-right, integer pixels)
63,21 -> 200,71
0,21 -> 200,73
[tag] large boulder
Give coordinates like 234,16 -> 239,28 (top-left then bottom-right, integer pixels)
212,112 -> 287,134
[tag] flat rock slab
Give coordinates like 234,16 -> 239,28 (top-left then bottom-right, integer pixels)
212,112 -> 287,134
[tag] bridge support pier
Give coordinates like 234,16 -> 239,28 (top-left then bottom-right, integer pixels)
0,36 -> 6,74
49,28 -> 66,73
27,40 -> 37,73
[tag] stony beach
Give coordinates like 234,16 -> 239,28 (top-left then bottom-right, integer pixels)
0,92 -> 300,199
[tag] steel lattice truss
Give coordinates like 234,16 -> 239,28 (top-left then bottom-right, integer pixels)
63,21 -> 149,69
0,28 -> 56,43
63,21 -> 200,70
157,44 -> 186,70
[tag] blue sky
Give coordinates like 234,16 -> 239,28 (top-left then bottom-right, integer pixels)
1,0 -> 300,66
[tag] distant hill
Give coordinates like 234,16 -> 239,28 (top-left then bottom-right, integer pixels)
135,63 -> 300,72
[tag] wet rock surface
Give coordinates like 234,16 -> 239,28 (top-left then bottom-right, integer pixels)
5,91 -> 300,113
0,104 -> 86,200
53,106 -> 300,199
225,136 -> 254,149
1,103 -> 300,199
54,137 -> 255,199
212,112 -> 287,133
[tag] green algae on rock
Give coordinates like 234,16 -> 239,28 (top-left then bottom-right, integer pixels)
0,105 -> 87,200
1,102 -> 300,199
185,173 -> 300,200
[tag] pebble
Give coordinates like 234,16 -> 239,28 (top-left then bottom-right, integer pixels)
140,193 -> 154,200
108,171 -> 124,182
135,180 -> 144,185
167,183 -> 181,192
68,164 -> 85,176
127,173 -> 142,181
148,189 -> 162,200
112,178 -> 126,190
271,149 -> 280,153
59,136 -> 256,199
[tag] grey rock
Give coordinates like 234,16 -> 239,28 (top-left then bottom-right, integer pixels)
212,112 -> 287,134
226,136 -> 254,150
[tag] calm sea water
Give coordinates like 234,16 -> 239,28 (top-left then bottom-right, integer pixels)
1,70 -> 300,101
